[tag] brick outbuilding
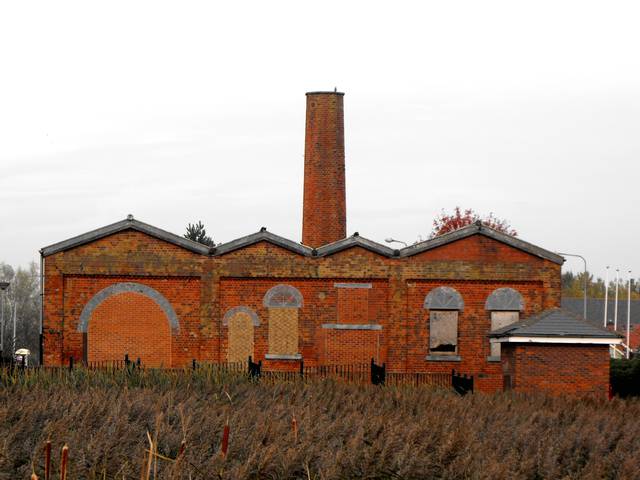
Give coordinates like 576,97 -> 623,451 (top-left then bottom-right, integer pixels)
39,91 -> 618,396
490,308 -> 622,397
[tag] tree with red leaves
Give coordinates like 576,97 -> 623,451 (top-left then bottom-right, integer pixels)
431,207 -> 517,238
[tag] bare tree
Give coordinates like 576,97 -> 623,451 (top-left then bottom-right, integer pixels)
0,262 -> 40,363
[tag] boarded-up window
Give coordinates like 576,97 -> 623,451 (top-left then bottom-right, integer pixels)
490,311 -> 519,357
268,308 -> 299,355
429,310 -> 458,354
337,288 -> 369,324
227,312 -> 254,363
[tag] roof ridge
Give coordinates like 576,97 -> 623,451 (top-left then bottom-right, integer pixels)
399,224 -> 564,264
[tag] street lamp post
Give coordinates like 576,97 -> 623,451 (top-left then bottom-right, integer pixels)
557,252 -> 587,319
604,266 -> 610,327
0,281 -> 9,360
627,270 -> 632,359
385,238 -> 408,248
614,269 -> 619,331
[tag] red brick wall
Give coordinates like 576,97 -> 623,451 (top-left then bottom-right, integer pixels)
60,274 -> 200,367
405,279 -> 544,392
302,92 -> 346,247
337,288 -> 369,324
42,231 -> 204,367
323,329 -> 380,364
43,228 -> 562,394
88,292 -> 171,367
502,343 -> 610,398
218,278 -> 388,366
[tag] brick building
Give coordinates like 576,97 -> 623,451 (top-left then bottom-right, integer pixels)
40,91 -> 621,396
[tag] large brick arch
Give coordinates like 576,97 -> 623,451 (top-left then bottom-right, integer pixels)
79,282 -> 178,367
78,282 -> 179,333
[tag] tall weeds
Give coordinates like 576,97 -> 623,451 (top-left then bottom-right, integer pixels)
0,368 -> 638,479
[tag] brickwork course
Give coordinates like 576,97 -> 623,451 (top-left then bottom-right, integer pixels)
40,91 -> 620,397
501,344 -> 611,398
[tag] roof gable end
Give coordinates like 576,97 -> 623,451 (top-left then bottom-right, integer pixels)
213,229 -> 313,257
399,223 -> 564,265
40,217 -> 210,256
315,234 -> 396,258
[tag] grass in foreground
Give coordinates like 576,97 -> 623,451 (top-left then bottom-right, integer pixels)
0,367 -> 638,479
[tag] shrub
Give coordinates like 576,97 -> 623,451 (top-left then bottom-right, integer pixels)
611,357 -> 640,397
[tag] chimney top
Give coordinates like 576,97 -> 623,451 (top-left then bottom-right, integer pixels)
306,91 -> 345,96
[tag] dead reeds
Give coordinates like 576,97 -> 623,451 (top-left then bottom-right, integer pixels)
1,367 -> 639,479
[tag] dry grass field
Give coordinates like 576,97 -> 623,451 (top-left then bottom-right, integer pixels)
0,366 -> 639,479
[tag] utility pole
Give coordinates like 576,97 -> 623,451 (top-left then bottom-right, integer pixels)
604,266 -> 609,328
627,271 -> 632,359
614,269 -> 619,331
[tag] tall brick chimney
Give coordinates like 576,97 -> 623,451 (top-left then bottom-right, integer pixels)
302,91 -> 346,247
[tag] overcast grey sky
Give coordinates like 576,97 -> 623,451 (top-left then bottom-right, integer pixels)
1,1 -> 639,279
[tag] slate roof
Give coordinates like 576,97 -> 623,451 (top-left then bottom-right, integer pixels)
212,228 -> 313,256
489,308 -> 622,339
562,298 -> 640,327
315,233 -> 396,257
40,216 -> 564,264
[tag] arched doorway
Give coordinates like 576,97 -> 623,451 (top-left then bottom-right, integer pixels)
223,306 -> 259,363
78,282 -> 178,367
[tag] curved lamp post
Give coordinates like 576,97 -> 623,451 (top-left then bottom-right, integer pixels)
556,252 -> 587,319
385,238 -> 408,248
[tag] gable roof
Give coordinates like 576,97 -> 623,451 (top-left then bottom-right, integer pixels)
40,217 -> 565,264
489,308 -> 622,342
316,234 -> 397,257
213,228 -> 313,256
398,221 -> 565,265
40,216 -> 211,256
40,217 -> 396,259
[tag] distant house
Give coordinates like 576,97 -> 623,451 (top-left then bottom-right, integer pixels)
562,298 -> 640,352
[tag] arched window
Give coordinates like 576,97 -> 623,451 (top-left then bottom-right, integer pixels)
263,285 -> 303,359
424,287 -> 463,358
485,288 -> 524,311
263,284 -> 303,308
485,288 -> 524,359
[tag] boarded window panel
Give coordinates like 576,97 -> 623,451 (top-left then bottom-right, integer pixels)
268,308 -> 298,355
337,288 -> 369,324
227,312 -> 254,363
490,311 -> 519,357
429,310 -> 458,354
